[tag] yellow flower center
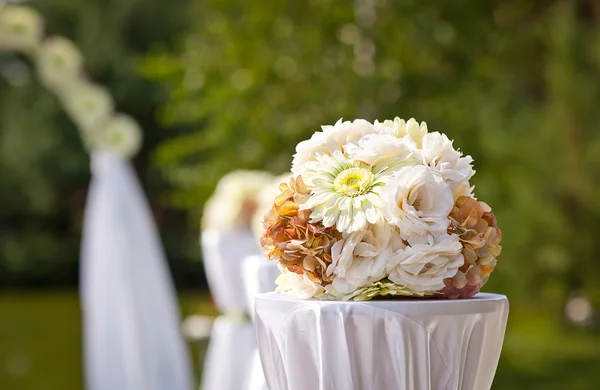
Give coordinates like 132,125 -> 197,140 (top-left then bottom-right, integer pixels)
333,168 -> 373,197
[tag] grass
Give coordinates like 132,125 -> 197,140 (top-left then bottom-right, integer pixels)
0,291 -> 599,389
0,290 -> 216,390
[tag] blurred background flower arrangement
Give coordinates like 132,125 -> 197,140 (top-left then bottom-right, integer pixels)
1,0 -> 600,389
200,169 -> 274,315
0,3 -> 141,157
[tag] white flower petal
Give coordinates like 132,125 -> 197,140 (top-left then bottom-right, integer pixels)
292,119 -> 377,175
336,208 -> 351,232
382,165 -> 454,240
388,233 -> 463,292
322,207 -> 341,228
420,132 -> 475,197
276,266 -> 325,299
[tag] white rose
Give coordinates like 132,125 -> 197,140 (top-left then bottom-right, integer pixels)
344,133 -> 418,168
202,170 -> 275,231
382,165 -> 454,239
275,266 -> 324,299
291,118 -> 376,175
420,132 -> 475,197
374,117 -> 428,147
0,5 -> 44,53
325,224 -> 402,298
37,36 -> 84,92
388,233 -> 464,292
61,80 -> 113,133
100,114 -> 142,158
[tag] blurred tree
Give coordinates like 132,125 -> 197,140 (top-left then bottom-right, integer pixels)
143,0 -> 600,309
0,0 -> 204,288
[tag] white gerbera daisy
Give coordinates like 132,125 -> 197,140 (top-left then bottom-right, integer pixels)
301,150 -> 392,233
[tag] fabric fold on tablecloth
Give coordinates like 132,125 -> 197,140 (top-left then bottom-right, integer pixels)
255,292 -> 508,390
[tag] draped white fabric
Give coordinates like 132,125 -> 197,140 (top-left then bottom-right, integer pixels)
201,316 -> 256,390
241,255 -> 279,390
245,349 -> 269,390
201,229 -> 261,314
80,151 -> 194,390
255,292 -> 509,390
242,255 -> 279,315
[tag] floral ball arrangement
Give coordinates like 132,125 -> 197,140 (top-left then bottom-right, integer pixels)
260,118 -> 502,301
202,170 -> 275,232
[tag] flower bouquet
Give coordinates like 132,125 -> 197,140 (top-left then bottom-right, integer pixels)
255,118 -> 508,390
261,117 -> 502,300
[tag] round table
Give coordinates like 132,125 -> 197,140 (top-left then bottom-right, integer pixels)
255,292 -> 509,390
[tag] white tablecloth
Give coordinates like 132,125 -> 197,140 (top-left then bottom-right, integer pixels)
242,255 -> 279,315
201,229 -> 261,314
255,292 -> 509,390
245,349 -> 269,390
240,255 -> 279,390
201,316 -> 256,390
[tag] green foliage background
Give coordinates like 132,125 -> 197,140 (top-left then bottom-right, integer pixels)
0,0 -> 203,288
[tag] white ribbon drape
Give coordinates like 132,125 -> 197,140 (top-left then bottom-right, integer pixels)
80,151 -> 193,390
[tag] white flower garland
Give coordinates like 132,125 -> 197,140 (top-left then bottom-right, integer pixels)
0,4 -> 142,158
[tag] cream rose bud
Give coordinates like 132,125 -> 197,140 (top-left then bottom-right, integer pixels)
291,118 -> 376,175
382,165 -> 454,239
388,233 -> 464,292
420,132 -> 475,195
37,36 -> 84,92
0,5 -> 44,53
374,117 -> 428,148
101,114 -> 143,158
61,80 -> 114,133
275,266 -> 324,299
